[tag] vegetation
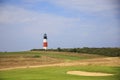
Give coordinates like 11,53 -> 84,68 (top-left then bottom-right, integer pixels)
0,66 -> 119,80
0,51 -> 96,61
0,51 -> 101,69
31,47 -> 120,57
0,51 -> 120,80
32,55 -> 41,58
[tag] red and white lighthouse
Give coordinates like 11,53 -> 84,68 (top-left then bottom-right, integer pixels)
43,33 -> 48,50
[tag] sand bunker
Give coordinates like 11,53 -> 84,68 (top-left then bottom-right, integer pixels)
67,71 -> 114,76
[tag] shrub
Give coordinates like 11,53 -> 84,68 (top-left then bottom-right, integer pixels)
33,55 -> 41,58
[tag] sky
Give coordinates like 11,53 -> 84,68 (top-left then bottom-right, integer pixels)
0,0 -> 120,51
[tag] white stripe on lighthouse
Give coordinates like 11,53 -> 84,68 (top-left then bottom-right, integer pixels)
43,47 -> 47,50
43,39 -> 47,42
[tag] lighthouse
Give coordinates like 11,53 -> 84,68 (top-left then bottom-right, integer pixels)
43,33 -> 48,50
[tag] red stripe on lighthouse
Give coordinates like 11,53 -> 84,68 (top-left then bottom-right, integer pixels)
43,42 -> 48,47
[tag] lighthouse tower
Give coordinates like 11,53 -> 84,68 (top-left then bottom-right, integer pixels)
43,33 -> 48,50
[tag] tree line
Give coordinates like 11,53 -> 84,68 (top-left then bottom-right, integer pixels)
31,47 -> 120,57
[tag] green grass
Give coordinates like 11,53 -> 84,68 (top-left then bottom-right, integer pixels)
40,52 -> 89,60
0,66 -> 119,80
0,51 -> 119,80
0,51 -> 94,61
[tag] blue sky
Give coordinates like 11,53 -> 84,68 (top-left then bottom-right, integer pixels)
0,0 -> 120,51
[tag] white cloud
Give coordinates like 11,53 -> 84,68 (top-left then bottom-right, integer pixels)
20,0 -> 119,12
0,5 -> 80,35
19,0 -> 119,18
49,0 -> 119,13
22,0 -> 45,3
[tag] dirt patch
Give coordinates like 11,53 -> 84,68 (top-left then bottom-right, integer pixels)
67,71 -> 114,76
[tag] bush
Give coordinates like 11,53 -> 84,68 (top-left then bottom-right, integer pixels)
30,48 -> 120,57
33,55 -> 41,58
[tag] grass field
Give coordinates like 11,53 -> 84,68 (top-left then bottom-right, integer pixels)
0,51 -> 120,80
0,66 -> 120,80
0,51 -> 102,69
